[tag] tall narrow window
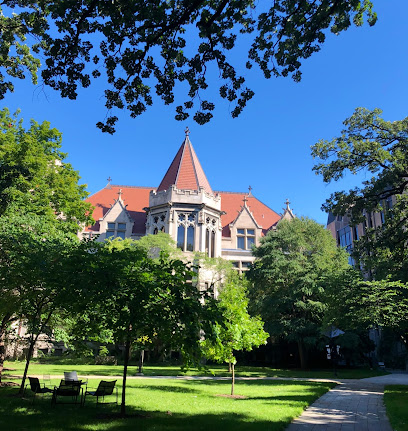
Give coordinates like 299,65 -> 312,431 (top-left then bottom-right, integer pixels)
177,225 -> 185,250
211,230 -> 215,258
186,226 -> 194,251
206,229 -> 210,255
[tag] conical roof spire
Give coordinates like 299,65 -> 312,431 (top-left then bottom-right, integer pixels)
157,131 -> 213,194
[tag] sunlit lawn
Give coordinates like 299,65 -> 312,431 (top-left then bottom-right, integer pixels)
0,378 -> 336,431
384,385 -> 408,431
4,360 -> 387,380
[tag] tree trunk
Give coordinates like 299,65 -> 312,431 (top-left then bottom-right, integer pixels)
121,337 -> 131,417
138,349 -> 144,374
19,309 -> 54,394
231,363 -> 235,396
0,314 -> 13,384
228,361 -> 232,373
297,340 -> 307,370
0,328 -> 5,384
19,338 -> 35,395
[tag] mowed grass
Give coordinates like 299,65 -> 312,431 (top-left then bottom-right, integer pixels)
3,360 -> 387,380
0,378 -> 336,431
384,385 -> 408,431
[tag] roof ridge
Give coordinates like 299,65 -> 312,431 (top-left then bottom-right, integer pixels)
108,184 -> 156,189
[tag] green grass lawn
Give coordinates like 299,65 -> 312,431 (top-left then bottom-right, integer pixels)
384,385 -> 408,431
0,378 -> 336,431
3,360 -> 387,380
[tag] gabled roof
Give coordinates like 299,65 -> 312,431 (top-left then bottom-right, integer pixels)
85,186 -> 282,238
157,135 -> 213,194
229,196 -> 262,230
216,191 -> 281,237
85,185 -> 153,234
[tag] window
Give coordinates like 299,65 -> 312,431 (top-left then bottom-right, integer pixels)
338,226 -> 354,266
352,226 -> 359,241
177,212 -> 195,251
151,212 -> 167,234
338,226 -> 352,249
205,216 -> 217,257
237,228 -> 256,250
106,222 -> 126,239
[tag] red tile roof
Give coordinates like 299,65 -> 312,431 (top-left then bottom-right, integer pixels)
85,186 -> 153,234
217,191 -> 281,237
157,136 -> 213,194
85,186 -> 281,237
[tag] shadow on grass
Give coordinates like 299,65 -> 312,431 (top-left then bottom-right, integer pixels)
0,391 -> 290,431
130,384 -> 201,394
0,383 -> 319,431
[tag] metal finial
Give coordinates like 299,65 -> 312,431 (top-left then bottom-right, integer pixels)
118,188 -> 123,200
285,198 -> 290,209
107,176 -> 112,184
248,185 -> 252,195
185,127 -> 190,137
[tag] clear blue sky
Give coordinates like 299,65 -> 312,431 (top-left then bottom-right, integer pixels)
3,2 -> 408,225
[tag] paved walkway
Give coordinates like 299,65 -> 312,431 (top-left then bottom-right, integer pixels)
286,374 -> 408,431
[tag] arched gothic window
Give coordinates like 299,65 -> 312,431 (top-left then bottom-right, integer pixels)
205,216 -> 217,258
151,212 -> 166,234
177,212 -> 196,251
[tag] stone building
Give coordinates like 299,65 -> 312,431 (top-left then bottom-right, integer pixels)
83,130 -> 294,273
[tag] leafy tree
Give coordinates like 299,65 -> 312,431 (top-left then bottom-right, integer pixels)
0,214 -> 80,389
0,108 -> 93,229
201,268 -> 268,396
78,239 -> 218,417
311,108 -> 408,281
135,232 -> 183,259
0,1 -> 377,132
247,217 -> 349,369
0,108 -> 93,383
325,276 -> 408,350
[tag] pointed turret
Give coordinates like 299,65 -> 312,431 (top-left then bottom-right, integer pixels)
157,128 -> 213,195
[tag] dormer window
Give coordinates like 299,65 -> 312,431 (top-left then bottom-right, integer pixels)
237,228 -> 255,250
106,222 -> 126,239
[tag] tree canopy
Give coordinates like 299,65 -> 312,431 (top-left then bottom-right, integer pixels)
247,217 -> 349,369
0,1 -> 376,132
0,108 -> 93,232
312,108 -> 408,281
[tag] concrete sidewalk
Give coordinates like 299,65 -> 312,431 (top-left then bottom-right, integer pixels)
286,374 -> 408,431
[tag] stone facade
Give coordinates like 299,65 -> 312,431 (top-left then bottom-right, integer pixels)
83,132 -> 295,275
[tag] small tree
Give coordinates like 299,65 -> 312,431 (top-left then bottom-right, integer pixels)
80,239 -> 218,417
201,268 -> 268,396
